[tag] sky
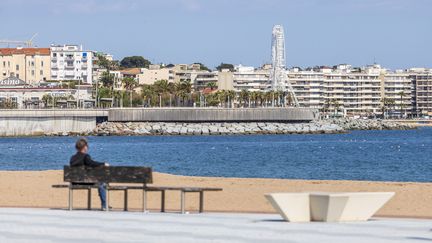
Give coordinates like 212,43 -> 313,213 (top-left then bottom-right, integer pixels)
0,0 -> 431,70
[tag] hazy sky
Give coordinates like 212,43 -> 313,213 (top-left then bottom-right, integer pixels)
0,0 -> 430,69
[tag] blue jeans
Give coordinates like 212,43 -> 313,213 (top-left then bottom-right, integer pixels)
98,183 -> 107,209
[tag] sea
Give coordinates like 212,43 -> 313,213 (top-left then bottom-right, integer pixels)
0,128 -> 431,182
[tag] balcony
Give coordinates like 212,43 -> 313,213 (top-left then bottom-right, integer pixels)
65,71 -> 75,76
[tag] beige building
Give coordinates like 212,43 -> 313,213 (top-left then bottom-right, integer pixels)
217,69 -> 234,90
0,48 -> 51,84
138,65 -> 174,85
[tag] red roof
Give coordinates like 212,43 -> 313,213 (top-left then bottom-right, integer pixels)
120,68 -> 142,75
202,88 -> 218,94
0,48 -> 50,56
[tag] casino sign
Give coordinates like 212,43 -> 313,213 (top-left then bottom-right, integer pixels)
0,76 -> 27,87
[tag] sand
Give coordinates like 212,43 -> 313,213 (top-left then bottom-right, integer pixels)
0,170 -> 431,218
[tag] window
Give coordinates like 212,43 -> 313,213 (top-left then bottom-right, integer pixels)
53,53 -> 57,57
31,70 -> 35,76
2,61 -> 5,67
40,70 -> 43,75
16,65 -> 19,71
41,61 -> 44,67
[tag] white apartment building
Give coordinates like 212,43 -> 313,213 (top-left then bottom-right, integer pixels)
383,70 -> 414,116
322,64 -> 382,115
288,68 -> 323,109
232,65 -> 270,92
50,45 -> 94,84
410,68 -> 432,115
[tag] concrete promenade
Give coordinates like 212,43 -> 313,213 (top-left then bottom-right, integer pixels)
0,208 -> 430,242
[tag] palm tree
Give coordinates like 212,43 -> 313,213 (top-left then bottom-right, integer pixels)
266,91 -> 276,107
381,97 -> 395,119
323,98 -> 331,114
153,80 -> 171,107
239,90 -> 250,108
250,91 -> 259,108
141,84 -> 155,107
122,77 -> 138,107
226,90 -> 236,108
397,91 -> 406,118
174,80 -> 192,106
285,92 -> 293,107
331,98 -> 341,116
206,82 -> 217,90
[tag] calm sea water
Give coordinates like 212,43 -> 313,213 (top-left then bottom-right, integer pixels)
0,128 -> 431,182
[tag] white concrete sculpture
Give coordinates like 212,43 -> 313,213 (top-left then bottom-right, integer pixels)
265,192 -> 395,222
265,193 -> 310,222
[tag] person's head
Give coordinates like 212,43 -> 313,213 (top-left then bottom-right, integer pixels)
75,138 -> 88,153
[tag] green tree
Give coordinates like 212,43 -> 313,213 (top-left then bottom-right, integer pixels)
174,80 -> 192,106
153,80 -> 173,107
381,97 -> 395,119
397,91 -> 406,118
239,90 -> 250,108
99,71 -> 115,88
226,90 -> 236,108
193,62 -> 211,71
42,94 -> 53,108
122,77 -> 139,107
331,98 -> 341,116
206,82 -> 218,90
96,53 -> 118,70
120,56 -> 151,68
216,63 -> 234,72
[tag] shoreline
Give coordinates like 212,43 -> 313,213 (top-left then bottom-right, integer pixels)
1,170 -> 431,218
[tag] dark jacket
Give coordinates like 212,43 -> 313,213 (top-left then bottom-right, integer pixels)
69,152 -> 104,167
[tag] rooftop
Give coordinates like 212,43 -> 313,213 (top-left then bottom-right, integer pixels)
0,47 -> 50,56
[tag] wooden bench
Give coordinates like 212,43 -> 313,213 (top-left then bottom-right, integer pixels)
52,166 -> 222,213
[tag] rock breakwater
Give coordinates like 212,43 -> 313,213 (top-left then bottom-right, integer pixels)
43,118 -> 415,137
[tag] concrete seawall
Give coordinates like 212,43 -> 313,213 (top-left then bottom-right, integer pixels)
0,109 -> 107,136
0,108 -> 319,136
108,108 -> 319,122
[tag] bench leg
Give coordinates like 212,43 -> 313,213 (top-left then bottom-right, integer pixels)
199,191 -> 204,213
181,191 -> 185,214
87,188 -> 91,210
161,190 -> 165,213
124,189 -> 128,211
68,188 -> 73,211
142,190 -> 147,213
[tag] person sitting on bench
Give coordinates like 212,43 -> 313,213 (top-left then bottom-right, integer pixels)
70,138 -> 110,210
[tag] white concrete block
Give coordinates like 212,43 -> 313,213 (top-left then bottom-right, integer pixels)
265,193 -> 311,222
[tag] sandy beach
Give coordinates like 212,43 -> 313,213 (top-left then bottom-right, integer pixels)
0,170 -> 431,218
